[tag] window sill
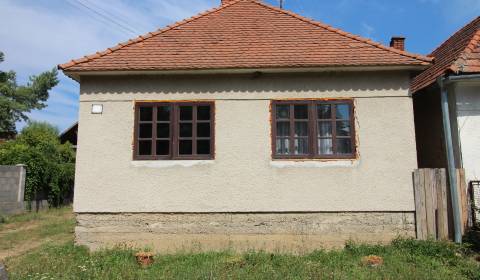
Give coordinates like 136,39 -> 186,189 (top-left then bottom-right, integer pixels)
131,160 -> 214,168
270,159 -> 358,168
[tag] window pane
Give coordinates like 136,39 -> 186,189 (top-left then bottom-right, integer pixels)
180,106 -> 193,120
197,140 -> 210,155
276,122 -> 290,136
139,123 -> 152,138
317,104 -> 331,119
294,138 -> 308,154
157,106 -> 170,121
140,107 -> 153,121
318,138 -> 333,155
336,121 -> 351,136
294,105 -> 308,119
180,123 -> 192,137
337,138 -> 352,154
156,140 -> 169,155
157,123 -> 169,138
336,104 -> 350,120
197,123 -> 210,137
276,138 -> 290,155
179,140 -> 192,155
276,105 -> 289,119
138,140 -> 152,155
294,122 -> 308,137
318,121 -> 332,137
197,106 -> 210,120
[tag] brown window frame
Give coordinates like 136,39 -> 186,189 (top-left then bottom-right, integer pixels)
271,99 -> 356,160
133,102 -> 215,160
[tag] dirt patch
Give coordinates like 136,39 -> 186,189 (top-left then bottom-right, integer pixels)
0,207 -> 74,261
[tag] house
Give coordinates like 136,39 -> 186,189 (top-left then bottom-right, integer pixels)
59,0 -> 432,252
412,16 -> 480,223
60,122 -> 78,151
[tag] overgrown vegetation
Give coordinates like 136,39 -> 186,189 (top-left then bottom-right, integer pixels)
0,122 -> 75,206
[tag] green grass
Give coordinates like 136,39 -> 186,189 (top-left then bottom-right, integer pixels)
2,208 -> 480,279
3,238 -> 480,280
0,207 -> 74,253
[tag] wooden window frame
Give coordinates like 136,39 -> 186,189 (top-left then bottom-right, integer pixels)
133,102 -> 215,160
271,99 -> 356,160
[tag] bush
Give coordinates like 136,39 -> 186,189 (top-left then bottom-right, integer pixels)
0,122 -> 75,207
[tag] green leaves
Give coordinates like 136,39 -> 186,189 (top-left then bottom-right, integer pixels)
0,51 -> 59,137
0,122 -> 75,207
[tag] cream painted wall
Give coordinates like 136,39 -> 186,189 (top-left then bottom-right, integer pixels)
74,72 -> 417,213
455,83 -> 480,181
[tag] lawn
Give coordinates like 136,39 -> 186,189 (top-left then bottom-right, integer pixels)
1,208 -> 480,280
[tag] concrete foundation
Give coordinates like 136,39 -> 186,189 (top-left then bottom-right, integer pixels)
76,212 -> 415,253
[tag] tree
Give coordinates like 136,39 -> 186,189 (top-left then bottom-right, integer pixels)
0,122 -> 75,207
0,51 -> 59,138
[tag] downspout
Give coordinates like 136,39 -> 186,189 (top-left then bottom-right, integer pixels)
437,76 -> 461,243
437,73 -> 480,243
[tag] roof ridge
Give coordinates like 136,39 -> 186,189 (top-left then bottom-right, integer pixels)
59,0 -> 245,70
252,0 -> 432,63
430,16 -> 480,57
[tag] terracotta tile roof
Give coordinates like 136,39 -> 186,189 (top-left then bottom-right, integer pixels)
59,0 -> 431,73
411,16 -> 480,93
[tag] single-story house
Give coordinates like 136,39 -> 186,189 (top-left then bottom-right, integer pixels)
60,0 -> 432,252
412,16 -> 480,223
60,122 -> 78,151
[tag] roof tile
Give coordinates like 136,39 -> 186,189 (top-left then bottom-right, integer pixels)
411,17 -> 480,93
60,0 -> 431,73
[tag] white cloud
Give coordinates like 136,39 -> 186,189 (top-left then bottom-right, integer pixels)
0,0 -> 217,131
361,22 -> 375,39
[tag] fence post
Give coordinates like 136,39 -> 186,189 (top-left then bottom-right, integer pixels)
436,169 -> 449,240
414,169 -> 427,240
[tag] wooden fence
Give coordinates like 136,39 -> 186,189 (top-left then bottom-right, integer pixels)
413,168 -> 469,240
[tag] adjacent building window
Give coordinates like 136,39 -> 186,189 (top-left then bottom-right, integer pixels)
134,102 -> 214,160
272,100 -> 355,159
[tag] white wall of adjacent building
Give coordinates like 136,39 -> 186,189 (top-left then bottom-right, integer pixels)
455,82 -> 480,214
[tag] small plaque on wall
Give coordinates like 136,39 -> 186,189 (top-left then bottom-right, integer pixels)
91,104 -> 103,114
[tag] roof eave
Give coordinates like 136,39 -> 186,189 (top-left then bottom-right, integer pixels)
63,64 -> 430,82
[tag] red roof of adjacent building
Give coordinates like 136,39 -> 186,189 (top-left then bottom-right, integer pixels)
411,17 -> 480,93
59,0 -> 431,73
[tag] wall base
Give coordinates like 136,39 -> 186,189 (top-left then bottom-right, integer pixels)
76,212 -> 415,253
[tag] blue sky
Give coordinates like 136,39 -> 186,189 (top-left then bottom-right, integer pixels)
0,0 -> 478,132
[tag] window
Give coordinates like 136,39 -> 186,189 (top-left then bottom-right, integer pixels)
134,102 -> 214,160
272,100 -> 355,159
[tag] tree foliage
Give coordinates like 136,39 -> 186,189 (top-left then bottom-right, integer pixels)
0,122 -> 75,207
0,51 -> 59,138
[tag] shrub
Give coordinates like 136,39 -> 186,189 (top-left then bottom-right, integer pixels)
0,122 -> 75,207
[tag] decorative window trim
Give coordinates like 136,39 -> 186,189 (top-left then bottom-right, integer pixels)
133,101 -> 215,160
271,99 -> 356,160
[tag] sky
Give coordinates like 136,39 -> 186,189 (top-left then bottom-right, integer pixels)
0,0 -> 479,133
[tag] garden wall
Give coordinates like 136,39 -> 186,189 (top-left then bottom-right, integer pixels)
0,165 -> 26,215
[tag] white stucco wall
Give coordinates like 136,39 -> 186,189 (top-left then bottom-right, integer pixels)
74,72 -> 417,213
455,83 -> 480,182
455,83 -> 480,212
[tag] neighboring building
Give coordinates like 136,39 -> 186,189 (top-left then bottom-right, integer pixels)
60,0 -> 431,252
411,17 -> 480,221
60,122 -> 78,150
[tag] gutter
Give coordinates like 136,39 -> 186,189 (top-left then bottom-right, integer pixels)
437,73 -> 480,244
62,65 -> 429,82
